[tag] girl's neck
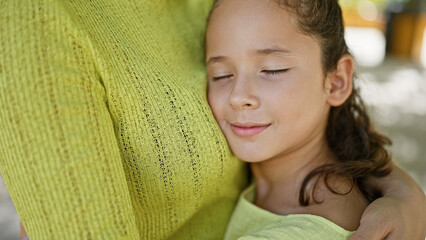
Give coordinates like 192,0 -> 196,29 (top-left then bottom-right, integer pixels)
250,134 -> 369,231
251,134 -> 335,214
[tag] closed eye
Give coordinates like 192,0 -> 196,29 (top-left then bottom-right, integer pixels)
262,69 -> 289,75
212,75 -> 233,81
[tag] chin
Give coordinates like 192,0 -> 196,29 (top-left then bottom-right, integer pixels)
232,148 -> 267,163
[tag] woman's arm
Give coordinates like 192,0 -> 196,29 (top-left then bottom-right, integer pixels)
0,1 -> 139,238
350,163 -> 426,240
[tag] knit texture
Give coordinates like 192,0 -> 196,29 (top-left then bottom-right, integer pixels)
0,0 -> 248,239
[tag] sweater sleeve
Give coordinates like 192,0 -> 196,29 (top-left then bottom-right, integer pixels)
0,1 -> 139,239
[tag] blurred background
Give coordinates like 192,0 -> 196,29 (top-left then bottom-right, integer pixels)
1,0 -> 425,239
340,0 -> 426,192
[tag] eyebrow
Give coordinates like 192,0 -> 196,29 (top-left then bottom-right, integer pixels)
255,47 -> 291,55
206,47 -> 291,65
206,56 -> 228,65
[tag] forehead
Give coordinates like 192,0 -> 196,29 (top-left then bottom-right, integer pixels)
206,0 -> 320,59
209,0 -> 290,31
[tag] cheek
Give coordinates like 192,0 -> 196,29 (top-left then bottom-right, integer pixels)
266,80 -> 328,131
207,89 -> 225,121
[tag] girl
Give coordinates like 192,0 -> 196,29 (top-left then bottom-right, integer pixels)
205,0 -> 425,239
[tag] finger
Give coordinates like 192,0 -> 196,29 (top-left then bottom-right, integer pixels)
349,216 -> 391,240
383,231 -> 394,240
20,221 -> 28,239
349,228 -> 387,240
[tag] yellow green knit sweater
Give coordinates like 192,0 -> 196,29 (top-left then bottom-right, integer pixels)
0,0 -> 248,239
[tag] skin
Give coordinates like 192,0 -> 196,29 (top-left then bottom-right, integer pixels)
206,0 -> 426,237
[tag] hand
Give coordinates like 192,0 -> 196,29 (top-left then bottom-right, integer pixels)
20,221 -> 28,240
350,191 -> 426,240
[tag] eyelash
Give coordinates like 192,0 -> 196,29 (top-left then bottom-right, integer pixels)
262,69 -> 289,75
212,75 -> 233,81
211,69 -> 289,81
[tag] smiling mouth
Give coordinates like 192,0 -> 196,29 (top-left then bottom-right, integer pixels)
230,124 -> 271,137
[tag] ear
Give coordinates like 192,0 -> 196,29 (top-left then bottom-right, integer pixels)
325,55 -> 354,107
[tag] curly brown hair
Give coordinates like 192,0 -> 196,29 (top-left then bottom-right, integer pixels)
209,0 -> 393,206
275,0 -> 392,205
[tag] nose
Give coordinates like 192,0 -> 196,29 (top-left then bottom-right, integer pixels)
228,77 -> 260,110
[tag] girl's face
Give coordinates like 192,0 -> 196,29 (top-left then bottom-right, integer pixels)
206,0 -> 333,162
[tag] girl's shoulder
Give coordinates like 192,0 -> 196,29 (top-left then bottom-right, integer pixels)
297,177 -> 369,232
225,184 -> 359,240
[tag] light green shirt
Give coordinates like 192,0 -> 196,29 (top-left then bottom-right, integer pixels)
225,185 -> 354,240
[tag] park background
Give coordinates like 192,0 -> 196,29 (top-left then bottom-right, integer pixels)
1,0 -> 425,239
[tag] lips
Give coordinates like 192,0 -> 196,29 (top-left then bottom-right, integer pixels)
230,123 -> 271,137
